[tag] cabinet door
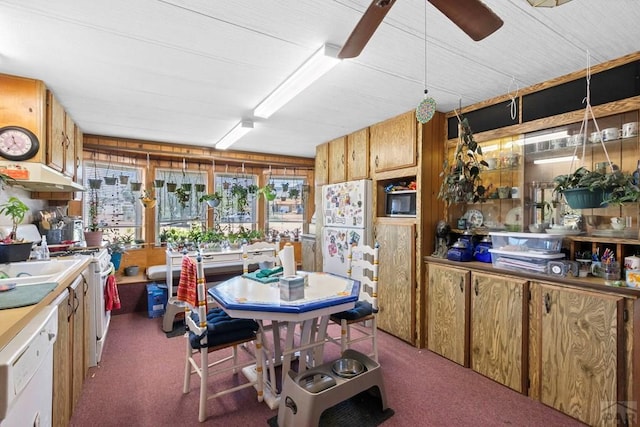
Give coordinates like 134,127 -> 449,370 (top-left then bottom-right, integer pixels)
47,91 -> 65,172
375,222 -> 415,343
64,113 -> 76,177
471,271 -> 527,392
301,236 -> 316,272
370,111 -> 417,173
328,136 -> 347,183
347,128 -> 369,180
71,276 -> 85,412
315,143 -> 328,186
538,283 -> 623,426
52,292 -> 72,427
427,264 -> 469,366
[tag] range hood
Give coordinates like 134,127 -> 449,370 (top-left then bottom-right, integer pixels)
0,161 -> 85,192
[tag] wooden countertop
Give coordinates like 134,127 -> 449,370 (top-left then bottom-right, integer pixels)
0,256 -> 92,351
424,255 -> 640,298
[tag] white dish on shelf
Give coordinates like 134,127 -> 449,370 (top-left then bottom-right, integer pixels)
504,207 -> 522,226
591,229 -> 637,238
463,209 -> 484,228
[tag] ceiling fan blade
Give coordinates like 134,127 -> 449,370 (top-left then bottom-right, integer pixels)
338,0 -> 397,59
427,0 -> 503,41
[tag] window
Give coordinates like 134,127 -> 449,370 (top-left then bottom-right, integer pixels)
265,176 -> 305,238
214,173 -> 258,233
155,168 -> 208,244
84,162 -> 144,243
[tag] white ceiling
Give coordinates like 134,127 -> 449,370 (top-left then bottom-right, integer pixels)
0,0 -> 638,158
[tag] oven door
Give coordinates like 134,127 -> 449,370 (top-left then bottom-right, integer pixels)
96,261 -> 114,341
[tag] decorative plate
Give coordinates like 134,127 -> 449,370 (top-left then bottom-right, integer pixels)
464,209 -> 484,228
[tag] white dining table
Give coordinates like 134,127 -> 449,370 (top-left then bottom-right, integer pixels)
208,272 -> 360,409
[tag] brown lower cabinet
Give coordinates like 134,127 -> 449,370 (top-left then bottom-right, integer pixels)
426,261 -> 637,427
52,274 -> 87,427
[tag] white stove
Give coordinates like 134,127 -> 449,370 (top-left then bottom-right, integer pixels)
84,248 -> 113,367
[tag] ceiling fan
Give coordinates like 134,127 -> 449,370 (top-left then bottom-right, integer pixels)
338,0 -> 504,59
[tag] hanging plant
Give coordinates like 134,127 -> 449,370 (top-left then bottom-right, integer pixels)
153,179 -> 165,188
89,178 -> 102,189
194,183 -> 206,193
281,182 -> 289,192
258,183 -> 277,201
174,186 -> 190,208
438,115 -> 488,205
119,174 -> 129,185
288,187 -> 300,200
199,192 -> 222,208
130,181 -> 142,191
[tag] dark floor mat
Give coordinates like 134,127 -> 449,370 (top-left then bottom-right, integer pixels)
267,389 -> 394,427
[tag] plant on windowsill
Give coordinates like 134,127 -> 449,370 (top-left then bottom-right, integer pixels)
438,115 -> 488,205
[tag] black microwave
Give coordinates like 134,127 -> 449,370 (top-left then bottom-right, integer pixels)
385,190 -> 416,217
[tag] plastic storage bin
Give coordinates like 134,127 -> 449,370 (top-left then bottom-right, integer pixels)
489,249 -> 565,274
489,232 -> 563,254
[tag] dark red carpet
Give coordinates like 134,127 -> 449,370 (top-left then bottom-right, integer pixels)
70,312 -> 586,426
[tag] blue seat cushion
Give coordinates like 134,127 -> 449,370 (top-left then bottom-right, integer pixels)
331,300 -> 373,321
189,307 -> 259,349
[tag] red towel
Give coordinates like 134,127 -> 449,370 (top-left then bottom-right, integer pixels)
105,274 -> 121,310
177,256 -> 197,307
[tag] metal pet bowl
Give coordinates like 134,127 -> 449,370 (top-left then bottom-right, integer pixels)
332,358 -> 365,378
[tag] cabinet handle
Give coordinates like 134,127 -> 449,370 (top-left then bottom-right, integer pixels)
341,154 -> 345,164
375,155 -> 379,167
73,291 -> 80,314
352,150 -> 356,161
544,293 -> 551,313
474,279 -> 479,296
459,277 -> 464,293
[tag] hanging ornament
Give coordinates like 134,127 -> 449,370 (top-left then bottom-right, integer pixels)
416,2 -> 436,124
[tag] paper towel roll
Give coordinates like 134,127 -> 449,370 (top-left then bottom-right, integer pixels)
279,244 -> 296,277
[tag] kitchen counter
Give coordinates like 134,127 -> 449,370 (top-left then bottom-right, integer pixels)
424,255 -> 640,297
0,256 -> 92,351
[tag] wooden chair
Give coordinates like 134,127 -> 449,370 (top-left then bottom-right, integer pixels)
183,251 -> 265,422
242,240 -> 280,274
328,243 -> 379,362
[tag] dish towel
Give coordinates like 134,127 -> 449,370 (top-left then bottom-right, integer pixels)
105,274 -> 121,310
177,256 -> 197,307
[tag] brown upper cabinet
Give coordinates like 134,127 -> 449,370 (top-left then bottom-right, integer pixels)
370,110 -> 417,174
0,73 -> 47,164
47,90 -> 77,178
314,142 -> 328,186
346,127 -> 369,181
328,136 -> 347,184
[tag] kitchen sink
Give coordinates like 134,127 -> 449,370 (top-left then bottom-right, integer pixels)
0,258 -> 86,287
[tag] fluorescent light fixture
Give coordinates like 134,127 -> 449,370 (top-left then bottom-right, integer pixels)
533,155 -> 577,165
215,120 -> 254,150
253,44 -> 341,119
516,131 -> 568,146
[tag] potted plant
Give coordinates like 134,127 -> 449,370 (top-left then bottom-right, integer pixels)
139,188 -> 157,208
199,192 -> 222,208
288,187 -> 300,200
258,183 -> 277,201
438,116 -> 488,205
106,234 -> 127,271
0,196 -> 33,262
174,186 -> 190,208
85,189 -> 104,246
552,165 -> 640,208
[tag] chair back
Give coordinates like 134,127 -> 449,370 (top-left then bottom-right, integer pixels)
347,243 -> 379,311
242,240 -> 281,274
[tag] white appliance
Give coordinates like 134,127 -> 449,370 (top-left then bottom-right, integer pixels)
0,305 -> 58,426
86,248 -> 113,367
321,179 -> 373,276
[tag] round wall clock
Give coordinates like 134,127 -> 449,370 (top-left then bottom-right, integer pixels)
0,126 -> 40,161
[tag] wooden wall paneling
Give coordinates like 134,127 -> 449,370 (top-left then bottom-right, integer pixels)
315,143 -> 328,186
0,73 -> 47,164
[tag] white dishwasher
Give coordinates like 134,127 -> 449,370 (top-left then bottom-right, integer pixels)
0,302 -> 59,427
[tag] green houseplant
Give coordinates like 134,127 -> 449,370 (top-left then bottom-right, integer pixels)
438,116 -> 488,205
0,196 -> 33,262
553,165 -> 640,208
199,192 -> 222,208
